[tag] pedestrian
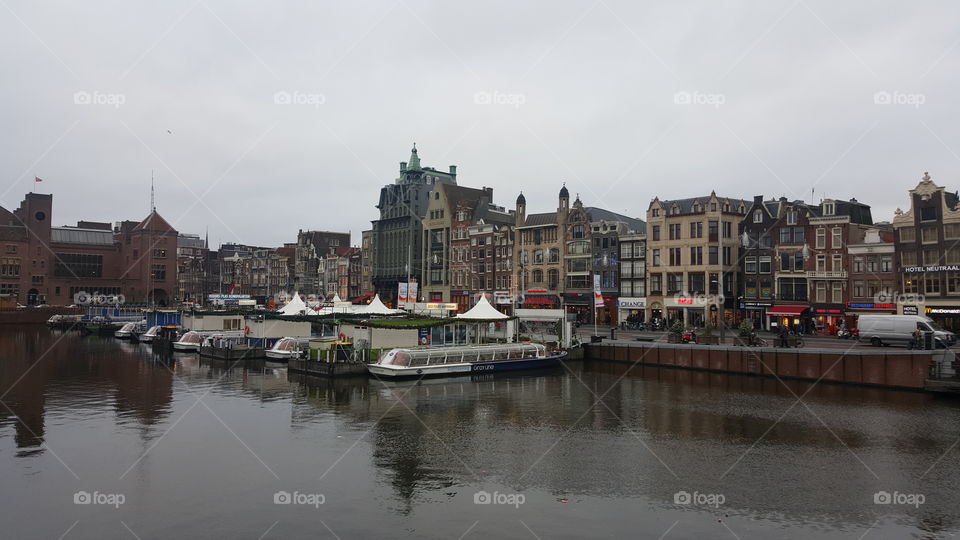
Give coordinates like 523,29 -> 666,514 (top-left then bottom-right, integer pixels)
910,327 -> 922,350
778,324 -> 789,348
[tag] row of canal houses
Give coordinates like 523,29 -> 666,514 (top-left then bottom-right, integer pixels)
641,171 -> 960,334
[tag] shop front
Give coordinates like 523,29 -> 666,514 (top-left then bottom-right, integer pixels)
563,293 -> 593,324
741,301 -> 773,330
522,292 -> 560,310
765,304 -> 808,332
617,297 -> 646,326
596,295 -> 618,325
844,302 -> 896,328
647,301 -> 664,328
451,290 -> 470,313
924,304 -> 960,332
664,297 -> 706,328
811,303 -> 845,335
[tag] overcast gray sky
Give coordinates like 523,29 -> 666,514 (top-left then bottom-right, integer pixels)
1,1 -> 957,247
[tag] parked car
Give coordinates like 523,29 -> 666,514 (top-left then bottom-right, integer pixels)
857,315 -> 955,348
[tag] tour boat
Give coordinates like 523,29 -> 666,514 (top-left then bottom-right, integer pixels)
138,325 -> 161,343
367,343 -> 566,378
114,322 -> 137,339
265,337 -> 310,360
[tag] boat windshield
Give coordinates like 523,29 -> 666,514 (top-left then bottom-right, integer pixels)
145,326 -> 160,336
274,339 -> 297,351
380,343 -> 547,367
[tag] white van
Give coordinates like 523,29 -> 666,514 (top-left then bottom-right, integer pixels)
857,314 -> 955,348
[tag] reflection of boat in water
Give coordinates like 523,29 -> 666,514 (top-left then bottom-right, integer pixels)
367,343 -> 566,378
265,337 -> 310,361
114,322 -> 137,339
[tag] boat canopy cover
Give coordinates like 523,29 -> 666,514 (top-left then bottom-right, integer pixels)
455,295 -> 509,320
379,343 -> 546,366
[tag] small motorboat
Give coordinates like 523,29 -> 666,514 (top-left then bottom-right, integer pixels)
138,325 -> 161,343
367,343 -> 566,378
114,322 -> 137,339
173,331 -> 204,351
265,337 -> 310,360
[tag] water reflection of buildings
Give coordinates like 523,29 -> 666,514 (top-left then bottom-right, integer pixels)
293,363 -> 960,533
0,328 -> 175,455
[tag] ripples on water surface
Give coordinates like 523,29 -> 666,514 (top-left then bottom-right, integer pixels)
0,325 -> 958,539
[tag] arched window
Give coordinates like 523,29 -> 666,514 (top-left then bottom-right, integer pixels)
753,209 -> 763,223
532,270 -> 544,283
548,248 -> 560,263
548,269 -> 559,289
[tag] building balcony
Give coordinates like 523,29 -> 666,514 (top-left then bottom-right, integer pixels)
806,270 -> 848,279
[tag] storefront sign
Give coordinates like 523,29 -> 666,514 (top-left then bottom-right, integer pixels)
617,297 -> 646,309
902,305 -> 918,315
926,306 -> 960,315
845,303 -> 896,310
903,265 -> 960,273
425,302 -> 459,310
812,304 -> 844,315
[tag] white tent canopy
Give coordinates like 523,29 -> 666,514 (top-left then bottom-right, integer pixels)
277,291 -> 309,315
357,294 -> 400,315
456,295 -> 509,320
332,294 -> 343,303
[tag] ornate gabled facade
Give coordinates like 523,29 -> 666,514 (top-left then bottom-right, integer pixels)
893,172 -> 960,330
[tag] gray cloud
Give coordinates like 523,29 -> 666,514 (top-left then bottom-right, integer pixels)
1,0 -> 957,246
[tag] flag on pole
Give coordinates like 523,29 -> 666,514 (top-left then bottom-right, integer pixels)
593,274 -> 604,307
34,176 -> 43,183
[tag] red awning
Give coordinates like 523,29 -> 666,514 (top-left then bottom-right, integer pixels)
767,305 -> 809,317
524,296 -> 557,306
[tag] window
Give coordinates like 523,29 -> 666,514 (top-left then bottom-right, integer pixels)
815,229 -> 825,249
753,209 -> 763,223
532,270 -> 543,283
923,248 -> 940,265
709,221 -> 718,241
621,243 -> 633,259
945,223 -> 960,239
816,281 -> 827,302
794,252 -> 804,271
831,228 -> 841,248
823,202 -> 835,216
572,225 -> 585,239
926,274 -> 941,294
901,251 -> 917,266
652,226 -> 661,241
0,258 -> 20,277
853,281 -> 865,297
780,253 -> 790,271
853,257 -> 864,272
745,256 -> 757,273
4,245 -> 16,254
832,254 -> 842,271
780,228 -> 791,244
816,255 -> 826,272
880,256 -> 892,272
689,273 -> 705,294
54,253 -> 103,278
151,264 -> 166,280
922,226 -> 939,244
566,258 -> 590,273
722,247 -> 732,266
920,206 -> 937,221
652,249 -> 661,266
689,247 -> 702,265
652,208 -> 660,217
690,222 -> 703,238
786,210 -> 798,225
669,223 -> 681,240
831,282 -> 843,303
548,269 -> 559,289
669,248 -> 682,266
548,248 -> 560,263
759,256 -> 771,273
899,227 -> 916,242
866,258 -> 876,273
667,273 -> 683,293
722,222 -> 732,238
903,276 -> 918,294
708,246 -> 718,265
650,274 -> 662,294
534,250 -> 544,264
568,241 -> 590,255
711,203 -> 717,212
947,272 -> 960,294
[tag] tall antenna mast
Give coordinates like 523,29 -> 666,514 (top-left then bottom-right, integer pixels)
150,170 -> 156,213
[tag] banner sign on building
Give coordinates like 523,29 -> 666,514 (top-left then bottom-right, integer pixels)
397,282 -> 408,308
408,282 -> 418,305
593,274 -> 604,308
903,265 -> 960,273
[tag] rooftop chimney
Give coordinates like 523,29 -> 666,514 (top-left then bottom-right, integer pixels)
449,165 -> 457,175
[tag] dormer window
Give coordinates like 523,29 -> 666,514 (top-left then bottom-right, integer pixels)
753,209 -> 763,223
723,203 -> 730,212
693,203 -> 701,212
652,208 -> 660,217
823,202 -> 835,216
738,204 -> 745,214
671,205 -> 680,215
786,209 -> 798,225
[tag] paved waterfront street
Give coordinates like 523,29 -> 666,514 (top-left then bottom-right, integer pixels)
3,326 -> 960,539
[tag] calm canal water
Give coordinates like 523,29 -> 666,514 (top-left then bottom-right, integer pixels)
1,325 -> 959,539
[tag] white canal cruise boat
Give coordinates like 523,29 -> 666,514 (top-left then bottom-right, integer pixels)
367,343 -> 566,378
173,330 -> 246,351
